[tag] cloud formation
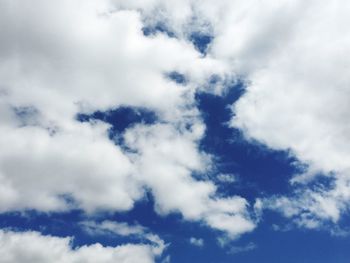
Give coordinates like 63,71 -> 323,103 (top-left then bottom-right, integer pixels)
118,0 -> 350,229
0,0 -> 254,239
0,230 -> 163,263
189,237 -> 204,247
2,0 -> 349,254
229,1 -> 350,226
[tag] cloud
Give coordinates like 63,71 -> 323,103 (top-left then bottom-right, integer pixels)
189,237 -> 204,247
263,184 -> 348,231
81,220 -> 147,237
0,230 -> 163,263
228,1 -> 350,226
115,0 -> 350,232
216,173 -> 238,184
122,0 -> 350,229
124,123 -> 256,238
228,242 -> 257,255
161,255 -> 171,263
0,119 -> 140,212
4,0 -> 347,243
81,220 -> 166,255
0,0 -> 228,123
0,0 -> 255,239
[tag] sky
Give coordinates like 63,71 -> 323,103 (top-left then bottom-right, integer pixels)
1,0 -> 350,262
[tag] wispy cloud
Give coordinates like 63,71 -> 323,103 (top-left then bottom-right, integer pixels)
228,242 -> 257,255
189,237 -> 204,247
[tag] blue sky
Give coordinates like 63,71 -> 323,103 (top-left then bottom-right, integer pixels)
1,1 -> 350,262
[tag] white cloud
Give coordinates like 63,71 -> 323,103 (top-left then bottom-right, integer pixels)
124,123 -> 256,238
217,173 -> 237,184
124,122 -> 211,220
111,0 -> 350,230
0,230 -> 162,263
0,0 -> 196,213
81,220 -> 166,256
228,1 -> 350,226
0,0 -> 228,123
0,119 -> 141,213
228,242 -> 256,255
81,220 -> 146,237
263,187 -> 345,229
189,237 -> 204,247
0,0 -> 255,239
4,0 -> 347,240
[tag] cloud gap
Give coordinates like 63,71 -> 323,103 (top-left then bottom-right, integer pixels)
76,106 -> 158,142
195,82 -> 301,200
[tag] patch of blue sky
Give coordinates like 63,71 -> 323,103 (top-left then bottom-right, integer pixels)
142,23 -> 176,38
77,106 -> 157,145
195,82 -> 301,201
142,21 -> 213,55
166,71 -> 187,85
189,32 -> 213,55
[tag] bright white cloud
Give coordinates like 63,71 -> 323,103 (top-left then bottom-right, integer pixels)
0,0 -> 230,123
111,0 -> 350,229
3,0 -> 347,241
124,122 -> 256,237
0,0 -> 255,239
0,230 -> 163,263
0,119 -> 141,212
228,1 -> 350,226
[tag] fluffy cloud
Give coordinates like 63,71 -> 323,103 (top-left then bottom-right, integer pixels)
0,230 -> 162,263
111,0 -> 350,229
4,0 -> 347,242
0,120 -> 140,212
124,122 -> 255,237
0,0 -> 228,123
229,1 -> 350,226
0,0 -> 255,238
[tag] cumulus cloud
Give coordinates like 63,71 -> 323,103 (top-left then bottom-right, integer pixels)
124,122 -> 256,237
111,0 -> 350,230
228,1 -> 350,226
0,0 -> 228,122
3,0 -> 347,244
0,230 -> 162,263
0,119 -> 140,212
0,0 -> 255,239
